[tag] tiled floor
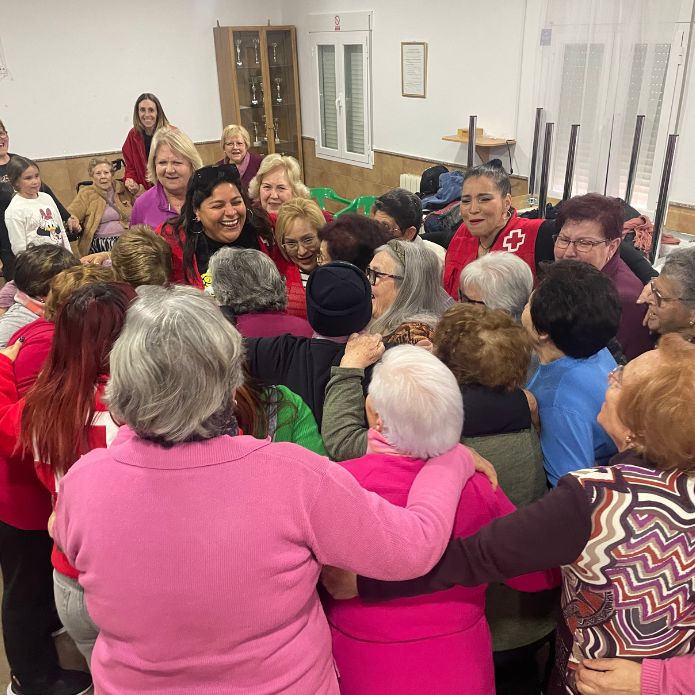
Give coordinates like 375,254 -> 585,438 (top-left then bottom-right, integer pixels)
0,577 -> 90,693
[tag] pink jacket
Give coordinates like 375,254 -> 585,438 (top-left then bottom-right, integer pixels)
53,433 -> 473,694
642,656 -> 695,695
325,453 -> 557,695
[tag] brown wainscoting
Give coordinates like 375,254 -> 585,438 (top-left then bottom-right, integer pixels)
35,141 -> 222,210
301,137 -> 695,235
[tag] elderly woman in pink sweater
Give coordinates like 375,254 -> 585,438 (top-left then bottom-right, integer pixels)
321,345 -> 558,695
52,285 -> 477,695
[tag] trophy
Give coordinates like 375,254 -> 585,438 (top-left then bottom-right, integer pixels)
235,39 -> 243,67
252,121 -> 261,147
273,117 -> 280,144
274,77 -> 283,104
259,80 -> 265,105
271,42 -> 279,65
261,115 -> 268,143
250,78 -> 259,107
253,38 -> 260,65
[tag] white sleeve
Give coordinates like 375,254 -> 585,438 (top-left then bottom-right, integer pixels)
4,204 -> 28,255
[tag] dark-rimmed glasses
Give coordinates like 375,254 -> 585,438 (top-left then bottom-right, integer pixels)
366,267 -> 404,286
553,235 -> 610,253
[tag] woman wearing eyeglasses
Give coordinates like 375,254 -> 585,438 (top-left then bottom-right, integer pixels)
553,194 -> 653,361
367,239 -> 451,346
273,198 -> 325,318
639,247 -> 695,344
156,164 -> 273,290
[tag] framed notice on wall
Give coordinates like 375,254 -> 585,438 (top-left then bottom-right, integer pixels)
401,42 -> 427,98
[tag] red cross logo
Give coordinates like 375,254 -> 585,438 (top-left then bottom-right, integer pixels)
502,229 -> 526,254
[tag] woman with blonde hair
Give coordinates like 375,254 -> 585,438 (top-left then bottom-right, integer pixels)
129,126 -> 202,230
68,157 -> 135,255
273,197 -> 325,318
248,153 -> 312,218
217,124 -> 263,195
122,93 -> 169,194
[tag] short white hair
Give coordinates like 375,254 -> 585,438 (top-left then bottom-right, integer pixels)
460,251 -> 533,320
106,285 -> 244,445
368,345 -> 463,459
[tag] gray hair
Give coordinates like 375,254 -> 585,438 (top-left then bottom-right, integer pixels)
368,240 -> 451,337
460,251 -> 533,320
209,248 -> 287,314
661,247 -> 695,308
105,285 -> 244,445
368,345 -> 463,459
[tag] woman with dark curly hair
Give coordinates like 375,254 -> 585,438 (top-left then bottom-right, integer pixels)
156,164 -> 273,289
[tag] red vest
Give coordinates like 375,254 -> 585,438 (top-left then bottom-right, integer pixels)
443,211 -> 542,298
121,128 -> 153,190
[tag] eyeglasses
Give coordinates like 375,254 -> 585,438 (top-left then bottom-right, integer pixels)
553,235 -> 610,253
649,280 -> 681,307
458,290 -> 486,305
378,221 -> 401,236
283,235 -> 319,252
192,164 -> 240,188
608,365 -> 624,388
316,251 -> 329,265
0,130 -> 8,140
366,267 -> 404,286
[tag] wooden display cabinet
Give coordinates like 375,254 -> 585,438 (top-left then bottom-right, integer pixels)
213,25 -> 303,169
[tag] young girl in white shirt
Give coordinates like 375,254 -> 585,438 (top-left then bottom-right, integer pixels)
4,157 -> 72,255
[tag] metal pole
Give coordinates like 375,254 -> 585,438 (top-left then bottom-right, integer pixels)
650,133 -> 679,263
529,107 -> 543,196
537,122 -> 554,219
624,114 -> 645,205
467,115 -> 477,169
562,124 -> 581,201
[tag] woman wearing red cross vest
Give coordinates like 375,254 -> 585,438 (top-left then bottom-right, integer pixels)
443,161 -> 542,299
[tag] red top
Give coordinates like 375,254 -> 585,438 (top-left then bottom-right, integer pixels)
0,353 -> 120,577
122,128 -> 153,190
0,320 -> 55,530
156,222 -> 272,288
443,212 -> 542,298
272,250 -> 308,319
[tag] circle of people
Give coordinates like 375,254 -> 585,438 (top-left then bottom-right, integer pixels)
0,92 -> 693,695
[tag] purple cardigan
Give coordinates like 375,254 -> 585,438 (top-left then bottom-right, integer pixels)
216,152 -> 264,195
129,182 -> 177,230
53,429 -> 473,693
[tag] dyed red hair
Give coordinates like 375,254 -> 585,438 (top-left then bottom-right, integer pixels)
21,282 -> 136,475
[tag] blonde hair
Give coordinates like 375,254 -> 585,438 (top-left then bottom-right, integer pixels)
247,154 -> 309,201
618,334 -> 695,473
274,198 -> 325,261
87,157 -> 112,178
220,124 -> 251,150
44,265 -> 115,320
146,126 -> 202,184
111,225 -> 172,288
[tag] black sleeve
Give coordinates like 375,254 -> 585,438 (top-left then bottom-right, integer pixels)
618,239 -> 658,282
244,336 -> 292,386
40,183 -> 70,222
533,220 -> 557,268
357,474 -> 591,602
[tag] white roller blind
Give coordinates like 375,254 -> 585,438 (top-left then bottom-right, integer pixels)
344,44 -> 365,155
318,45 -> 338,151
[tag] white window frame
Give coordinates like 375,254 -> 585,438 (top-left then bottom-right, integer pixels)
309,15 -> 373,168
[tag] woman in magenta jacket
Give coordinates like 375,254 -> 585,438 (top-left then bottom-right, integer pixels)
122,93 -> 169,195
321,345 -> 557,695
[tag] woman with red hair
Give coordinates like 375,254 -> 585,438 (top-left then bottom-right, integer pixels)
0,281 -> 136,666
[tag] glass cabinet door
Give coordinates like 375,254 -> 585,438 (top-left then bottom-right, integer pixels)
265,29 -> 299,161
231,29 -> 270,156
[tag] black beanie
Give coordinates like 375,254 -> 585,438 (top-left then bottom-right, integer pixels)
305,262 -> 372,337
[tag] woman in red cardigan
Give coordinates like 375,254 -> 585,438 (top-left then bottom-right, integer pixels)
444,161 -> 542,298
122,93 -> 169,195
273,198 -> 326,319
156,164 -> 274,289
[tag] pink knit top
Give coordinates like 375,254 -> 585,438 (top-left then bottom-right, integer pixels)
53,430 -> 473,694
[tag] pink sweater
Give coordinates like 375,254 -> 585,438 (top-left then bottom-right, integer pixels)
53,431 -> 473,694
642,656 -> 695,695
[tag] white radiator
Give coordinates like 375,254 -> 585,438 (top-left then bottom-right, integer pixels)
399,173 -> 420,193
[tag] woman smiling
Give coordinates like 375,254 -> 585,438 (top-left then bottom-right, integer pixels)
156,164 -> 273,289
216,124 -> 263,196
67,158 -> 135,256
